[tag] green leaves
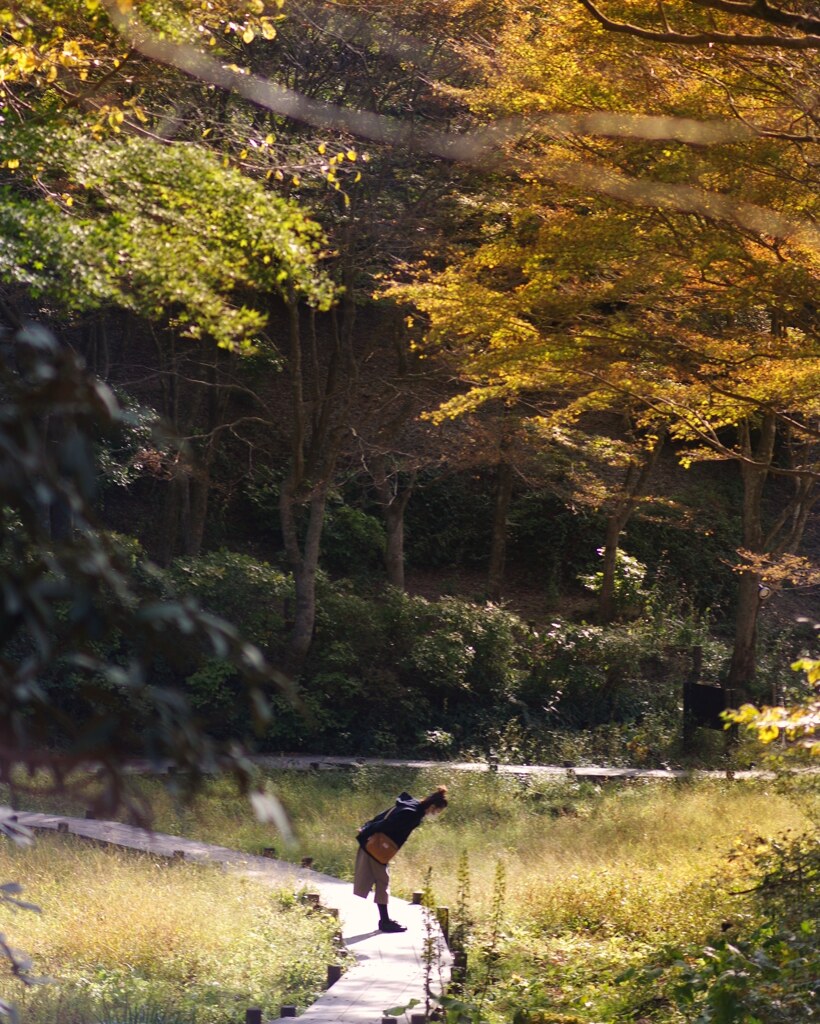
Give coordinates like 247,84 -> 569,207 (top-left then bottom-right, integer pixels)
0,123 -> 334,350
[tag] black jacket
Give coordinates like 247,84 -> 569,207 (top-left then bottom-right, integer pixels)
357,791 -> 424,851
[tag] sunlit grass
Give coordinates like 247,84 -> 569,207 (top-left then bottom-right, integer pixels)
96,767 -> 816,948
5,766 -> 817,1023
0,834 -> 340,1024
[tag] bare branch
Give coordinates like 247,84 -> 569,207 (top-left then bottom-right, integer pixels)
576,0 -> 820,48
688,0 -> 820,36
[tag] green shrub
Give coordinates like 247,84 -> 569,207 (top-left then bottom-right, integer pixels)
405,471 -> 493,569
506,491 -> 604,592
578,548 -> 649,615
321,504 -> 386,576
145,548 -> 731,764
166,551 -> 290,737
168,550 -> 290,646
622,830 -> 820,1024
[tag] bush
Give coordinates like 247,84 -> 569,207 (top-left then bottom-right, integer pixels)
168,550 -> 290,647
321,504 -> 386,576
506,491 -> 604,593
624,830 -> 820,1024
285,587 -> 530,755
405,471 -> 493,569
152,549 -> 727,764
166,550 -> 291,738
578,548 -> 649,615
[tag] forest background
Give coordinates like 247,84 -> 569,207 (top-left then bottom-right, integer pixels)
0,6 -> 819,1024
0,0 -> 818,773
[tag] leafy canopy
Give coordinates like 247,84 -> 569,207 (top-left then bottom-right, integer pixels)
1,123 -> 334,349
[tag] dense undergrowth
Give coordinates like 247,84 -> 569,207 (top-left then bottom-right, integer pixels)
31,545 -> 814,769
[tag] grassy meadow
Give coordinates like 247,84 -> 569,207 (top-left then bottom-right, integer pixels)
144,768 -> 820,1022
3,767 -> 818,1022
0,833 -> 341,1024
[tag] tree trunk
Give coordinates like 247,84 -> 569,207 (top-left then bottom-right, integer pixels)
598,513 -> 623,624
596,432 -> 665,623
46,415 -> 75,541
725,412 -> 775,695
279,291 -> 349,671
280,479 -> 328,672
487,459 -> 513,602
156,461 -> 185,567
726,569 -> 761,704
184,466 -> 210,556
180,354 -> 223,558
384,500 -> 407,590
372,453 -> 415,591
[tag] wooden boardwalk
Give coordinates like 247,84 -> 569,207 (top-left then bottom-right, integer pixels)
122,754 -> 789,782
16,812 -> 451,1024
251,755 -> 780,781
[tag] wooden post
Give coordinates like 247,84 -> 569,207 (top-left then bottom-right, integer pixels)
280,1006 -> 297,1018
411,891 -> 423,905
301,856 -> 314,868
245,1009 -> 262,1024
326,964 -> 342,987
57,821 -> 69,834
410,1014 -> 427,1024
436,906 -> 450,944
262,847 -> 278,859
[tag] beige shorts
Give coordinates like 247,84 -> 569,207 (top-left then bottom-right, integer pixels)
353,845 -> 390,902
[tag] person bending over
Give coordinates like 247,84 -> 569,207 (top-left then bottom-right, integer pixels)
353,786 -> 448,933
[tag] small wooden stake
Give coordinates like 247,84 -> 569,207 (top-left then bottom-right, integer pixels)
326,964 -> 342,987
245,1009 -> 262,1024
436,906 -> 450,943
280,1006 -> 297,1018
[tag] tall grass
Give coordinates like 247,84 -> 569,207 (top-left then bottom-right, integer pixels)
6,767 -> 817,1023
0,834 -> 340,1024
9,769 -> 817,937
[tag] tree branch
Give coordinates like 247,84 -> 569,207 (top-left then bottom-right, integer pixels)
688,0 -> 820,35
576,0 -> 820,48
